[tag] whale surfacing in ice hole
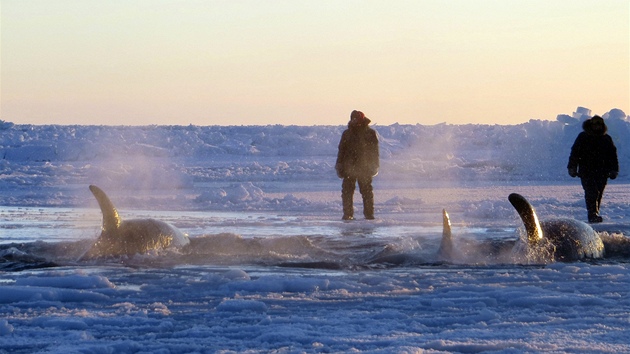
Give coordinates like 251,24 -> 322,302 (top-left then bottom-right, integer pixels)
80,185 -> 190,260
508,193 -> 604,262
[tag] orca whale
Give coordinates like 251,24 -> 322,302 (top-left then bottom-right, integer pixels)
367,210 -> 456,265
508,193 -> 604,262
437,209 -> 455,261
80,185 -> 190,260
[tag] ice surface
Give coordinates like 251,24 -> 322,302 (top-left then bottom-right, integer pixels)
1,107 -> 630,352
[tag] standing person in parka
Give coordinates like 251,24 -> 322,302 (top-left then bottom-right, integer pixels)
335,110 -> 380,220
567,115 -> 619,223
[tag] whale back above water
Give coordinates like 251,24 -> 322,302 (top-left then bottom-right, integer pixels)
366,209 -> 455,266
508,193 -> 604,262
80,185 -> 190,260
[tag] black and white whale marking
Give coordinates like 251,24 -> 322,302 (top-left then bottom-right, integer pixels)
80,185 -> 190,260
508,193 -> 604,262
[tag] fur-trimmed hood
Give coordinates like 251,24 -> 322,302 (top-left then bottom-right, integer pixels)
582,116 -> 607,136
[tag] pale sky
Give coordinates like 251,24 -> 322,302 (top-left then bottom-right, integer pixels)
1,0 -> 629,126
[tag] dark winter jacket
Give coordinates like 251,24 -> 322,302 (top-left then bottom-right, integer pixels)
335,117 -> 379,179
567,117 -> 618,178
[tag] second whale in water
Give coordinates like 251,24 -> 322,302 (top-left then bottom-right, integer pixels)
508,193 -> 604,262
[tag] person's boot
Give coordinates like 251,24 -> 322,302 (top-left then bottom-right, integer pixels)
363,196 -> 374,220
587,203 -> 602,223
342,195 -> 354,220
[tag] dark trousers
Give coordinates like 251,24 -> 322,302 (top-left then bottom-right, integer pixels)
580,175 -> 608,219
342,176 -> 374,218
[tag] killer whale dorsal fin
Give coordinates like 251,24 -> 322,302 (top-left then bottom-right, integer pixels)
508,193 -> 543,245
438,209 -> 454,260
89,185 -> 122,233
442,209 -> 452,243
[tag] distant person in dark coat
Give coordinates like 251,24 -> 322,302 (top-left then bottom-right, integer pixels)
335,110 -> 379,220
567,115 -> 619,223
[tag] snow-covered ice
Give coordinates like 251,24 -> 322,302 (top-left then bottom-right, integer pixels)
1,107 -> 630,353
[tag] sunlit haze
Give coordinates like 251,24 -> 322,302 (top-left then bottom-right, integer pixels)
1,0 -> 628,126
